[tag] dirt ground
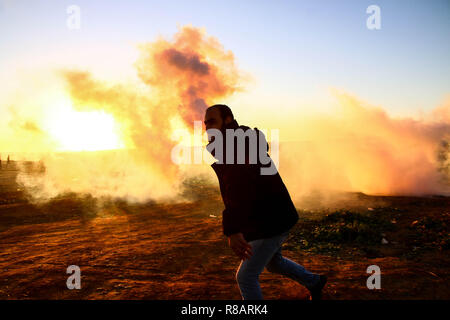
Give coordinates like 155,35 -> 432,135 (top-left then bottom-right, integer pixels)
0,162 -> 449,299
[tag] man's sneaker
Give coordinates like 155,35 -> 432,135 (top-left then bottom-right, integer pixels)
308,275 -> 327,300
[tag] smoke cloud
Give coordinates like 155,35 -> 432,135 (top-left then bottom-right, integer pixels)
279,91 -> 450,206
15,25 -> 242,202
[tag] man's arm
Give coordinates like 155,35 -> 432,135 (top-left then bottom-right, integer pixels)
228,233 -> 252,260
220,163 -> 260,260
221,164 -> 258,237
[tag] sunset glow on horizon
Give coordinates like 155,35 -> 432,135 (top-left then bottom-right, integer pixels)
45,100 -> 124,152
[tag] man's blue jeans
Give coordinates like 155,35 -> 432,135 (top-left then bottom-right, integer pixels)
236,230 -> 320,300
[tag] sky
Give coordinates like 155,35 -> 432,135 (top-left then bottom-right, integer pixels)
0,0 -> 449,142
0,0 -> 449,197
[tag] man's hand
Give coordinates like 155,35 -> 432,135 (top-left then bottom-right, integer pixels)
228,233 -> 253,260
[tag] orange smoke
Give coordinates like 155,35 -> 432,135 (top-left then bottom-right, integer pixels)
279,91 -> 450,202
17,25 -> 242,202
135,25 -> 241,125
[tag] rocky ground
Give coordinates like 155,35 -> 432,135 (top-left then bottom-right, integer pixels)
0,163 -> 448,299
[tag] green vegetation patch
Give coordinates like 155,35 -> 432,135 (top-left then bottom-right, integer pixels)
285,210 -> 396,255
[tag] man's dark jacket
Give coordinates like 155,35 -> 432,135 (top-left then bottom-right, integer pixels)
209,121 -> 299,242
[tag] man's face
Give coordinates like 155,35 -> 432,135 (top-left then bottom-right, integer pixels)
204,108 -> 223,132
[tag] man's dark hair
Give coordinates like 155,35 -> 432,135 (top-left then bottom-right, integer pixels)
207,104 -> 234,121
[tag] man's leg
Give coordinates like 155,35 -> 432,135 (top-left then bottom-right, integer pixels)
265,234 -> 320,290
235,233 -> 287,300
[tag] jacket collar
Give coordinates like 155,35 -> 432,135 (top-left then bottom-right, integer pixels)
208,119 -> 240,166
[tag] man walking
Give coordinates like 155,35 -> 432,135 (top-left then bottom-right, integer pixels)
204,104 -> 327,300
